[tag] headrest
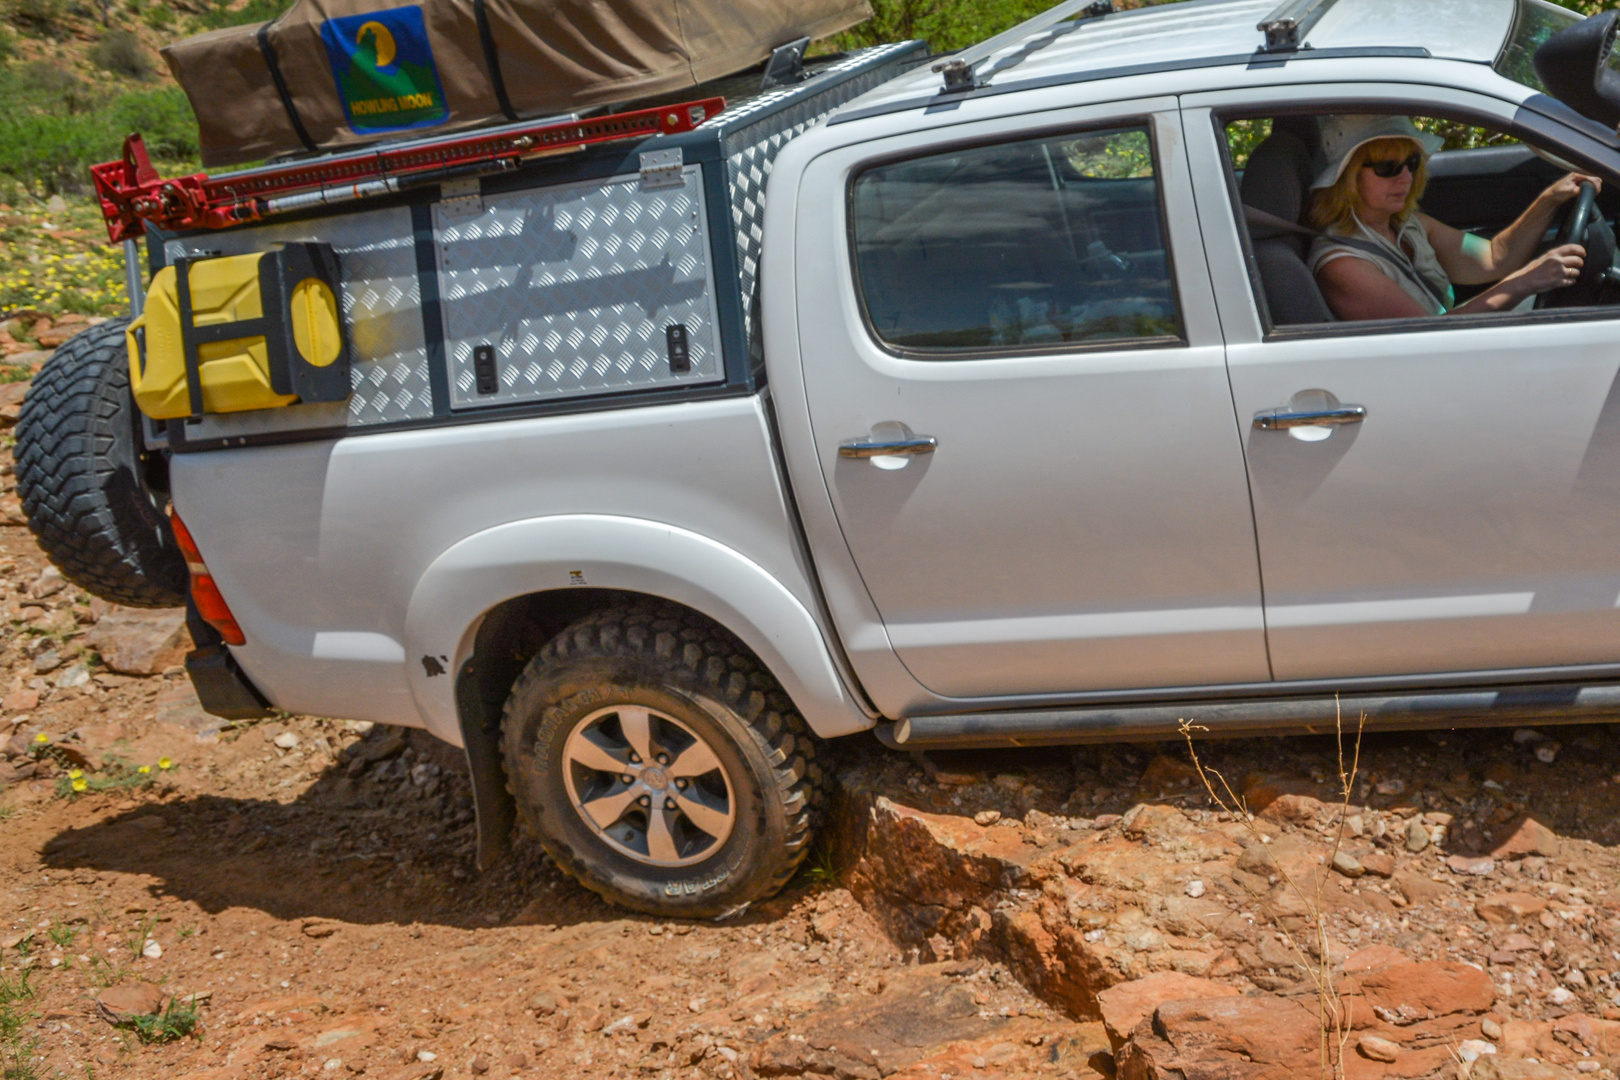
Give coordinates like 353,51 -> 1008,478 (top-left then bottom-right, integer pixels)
1240,131 -> 1313,228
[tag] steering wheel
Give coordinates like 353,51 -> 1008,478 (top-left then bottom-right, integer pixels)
1556,181 -> 1599,248
1541,181 -> 1617,308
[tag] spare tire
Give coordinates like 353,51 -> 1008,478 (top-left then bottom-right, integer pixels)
14,318 -> 189,608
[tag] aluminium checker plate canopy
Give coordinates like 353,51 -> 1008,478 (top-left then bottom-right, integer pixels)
151,41 -> 927,452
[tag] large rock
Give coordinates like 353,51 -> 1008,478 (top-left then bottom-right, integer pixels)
1116,995 -> 1322,1080
86,608 -> 189,675
1340,949 -> 1494,1018
1097,973 -> 1239,1051
1489,817 -> 1560,860
837,766 -> 1250,1018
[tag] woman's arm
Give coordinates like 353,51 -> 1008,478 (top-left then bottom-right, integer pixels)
1449,244 -> 1586,314
1316,254 -> 1430,320
1316,245 -> 1585,321
1424,173 -> 1601,285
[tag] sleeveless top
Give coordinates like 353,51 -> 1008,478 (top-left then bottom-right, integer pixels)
1308,212 -> 1455,315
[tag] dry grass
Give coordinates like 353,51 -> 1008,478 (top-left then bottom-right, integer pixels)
1180,700 -> 1365,1080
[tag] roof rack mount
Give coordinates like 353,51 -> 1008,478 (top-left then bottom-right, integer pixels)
1256,0 -> 1340,53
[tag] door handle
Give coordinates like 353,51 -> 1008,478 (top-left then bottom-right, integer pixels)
838,436 -> 938,458
1253,405 -> 1366,430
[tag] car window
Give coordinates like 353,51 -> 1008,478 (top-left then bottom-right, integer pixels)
850,126 -> 1183,357
1223,109 -> 1617,331
1494,0 -> 1582,92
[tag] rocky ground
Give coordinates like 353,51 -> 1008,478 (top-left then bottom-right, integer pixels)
0,379 -> 1617,1079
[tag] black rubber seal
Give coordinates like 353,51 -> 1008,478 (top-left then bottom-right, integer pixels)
473,0 -> 518,123
172,257 -> 206,419
256,22 -> 317,153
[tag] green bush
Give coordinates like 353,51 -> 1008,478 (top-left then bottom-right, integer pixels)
196,0 -> 291,30
109,87 -> 198,159
0,85 -> 197,193
3,0 -> 65,38
829,0 -> 1052,53
0,112 -> 113,193
89,27 -> 151,78
10,60 -> 93,112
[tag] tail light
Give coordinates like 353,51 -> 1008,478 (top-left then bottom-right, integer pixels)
169,511 -> 246,646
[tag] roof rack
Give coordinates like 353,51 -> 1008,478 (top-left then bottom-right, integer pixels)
930,0 -> 1115,94
1256,0 -> 1340,52
90,97 -> 724,243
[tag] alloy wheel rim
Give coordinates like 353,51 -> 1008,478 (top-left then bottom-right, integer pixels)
561,704 -> 736,868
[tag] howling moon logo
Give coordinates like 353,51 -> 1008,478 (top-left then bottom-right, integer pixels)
321,5 -> 448,133
356,20 -> 396,68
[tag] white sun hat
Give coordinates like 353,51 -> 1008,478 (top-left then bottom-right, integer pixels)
1310,114 -> 1445,190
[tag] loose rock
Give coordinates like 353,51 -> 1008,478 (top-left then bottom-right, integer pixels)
1446,855 -> 1496,876
96,982 -> 166,1024
1357,1034 -> 1400,1062
85,608 -> 189,676
1331,850 -> 1365,878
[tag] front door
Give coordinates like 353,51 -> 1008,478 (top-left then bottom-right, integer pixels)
792,102 -> 1270,700
1185,92 -> 1620,683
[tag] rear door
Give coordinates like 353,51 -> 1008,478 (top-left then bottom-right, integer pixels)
791,99 -> 1270,700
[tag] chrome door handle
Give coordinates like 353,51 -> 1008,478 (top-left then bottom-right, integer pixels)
838,436 -> 938,458
1253,405 -> 1366,430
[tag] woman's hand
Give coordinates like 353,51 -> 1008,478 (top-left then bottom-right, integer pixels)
1542,173 -> 1604,206
1511,243 -> 1586,294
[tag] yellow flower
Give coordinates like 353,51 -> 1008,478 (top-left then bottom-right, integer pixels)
137,765 -> 151,775
32,733 -> 47,744
71,778 -> 86,792
67,769 -> 81,779
157,758 -> 173,771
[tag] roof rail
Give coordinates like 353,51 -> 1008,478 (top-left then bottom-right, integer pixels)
1256,0 -> 1340,52
930,0 -> 1114,94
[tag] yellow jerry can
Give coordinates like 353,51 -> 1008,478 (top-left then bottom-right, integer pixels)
127,242 -> 351,420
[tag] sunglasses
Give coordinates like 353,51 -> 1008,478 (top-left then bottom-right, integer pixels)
1362,153 -> 1423,179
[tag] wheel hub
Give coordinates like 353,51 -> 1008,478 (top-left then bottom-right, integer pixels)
561,705 -> 736,868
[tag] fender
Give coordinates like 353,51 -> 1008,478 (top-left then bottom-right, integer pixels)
403,514 -> 873,745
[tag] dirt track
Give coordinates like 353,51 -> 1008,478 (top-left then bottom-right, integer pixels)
3,424 -> 1620,1078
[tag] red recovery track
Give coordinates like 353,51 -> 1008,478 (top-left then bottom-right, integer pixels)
90,98 -> 725,244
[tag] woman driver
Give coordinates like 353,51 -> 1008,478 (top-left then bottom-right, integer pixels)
1308,114 -> 1597,321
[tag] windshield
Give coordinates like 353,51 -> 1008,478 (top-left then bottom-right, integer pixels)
1494,0 -> 1583,91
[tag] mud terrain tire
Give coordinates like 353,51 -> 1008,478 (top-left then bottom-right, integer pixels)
14,318 -> 188,607
501,602 -> 826,917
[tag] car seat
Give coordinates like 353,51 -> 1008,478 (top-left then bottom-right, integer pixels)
1239,129 -> 1336,325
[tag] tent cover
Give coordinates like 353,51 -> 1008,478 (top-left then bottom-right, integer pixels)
164,0 -> 872,167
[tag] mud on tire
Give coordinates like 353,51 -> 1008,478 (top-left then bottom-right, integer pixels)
500,602 -> 826,917
13,318 -> 188,607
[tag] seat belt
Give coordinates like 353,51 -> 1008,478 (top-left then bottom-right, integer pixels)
1243,205 -> 1450,312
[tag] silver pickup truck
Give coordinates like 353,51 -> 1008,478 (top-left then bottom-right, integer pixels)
20,0 -> 1620,916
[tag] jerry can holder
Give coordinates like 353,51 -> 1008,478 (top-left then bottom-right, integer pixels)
173,242 -> 351,419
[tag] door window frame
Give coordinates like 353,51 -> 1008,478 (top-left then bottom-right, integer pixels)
843,116 -> 1192,362
1208,94 -> 1620,341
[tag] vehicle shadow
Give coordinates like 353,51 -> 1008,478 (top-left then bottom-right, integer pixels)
35,723 -> 826,931
36,718 -> 1620,934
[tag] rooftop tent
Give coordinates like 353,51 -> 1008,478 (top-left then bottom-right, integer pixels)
163,0 -> 873,167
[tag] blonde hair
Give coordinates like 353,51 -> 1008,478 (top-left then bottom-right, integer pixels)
1307,136 -> 1428,233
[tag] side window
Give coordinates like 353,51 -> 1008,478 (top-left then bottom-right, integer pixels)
850,126 -> 1183,357
1225,109 -> 1618,330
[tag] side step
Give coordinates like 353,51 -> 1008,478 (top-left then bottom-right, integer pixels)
888,680 -> 1620,749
